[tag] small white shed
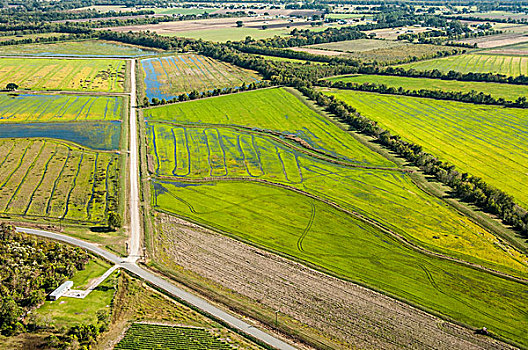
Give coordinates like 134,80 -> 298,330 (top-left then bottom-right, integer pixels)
49,281 -> 73,301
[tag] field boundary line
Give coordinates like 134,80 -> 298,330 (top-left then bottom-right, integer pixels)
153,175 -> 528,286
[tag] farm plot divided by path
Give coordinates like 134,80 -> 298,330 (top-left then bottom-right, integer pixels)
0,58 -> 126,92
145,87 -> 392,166
0,139 -> 119,224
141,54 -> 260,102
0,93 -> 123,122
398,53 -> 528,77
153,180 -> 528,348
324,89 -> 528,209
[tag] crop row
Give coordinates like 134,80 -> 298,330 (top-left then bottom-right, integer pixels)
0,94 -> 123,123
0,58 -> 126,92
142,54 -> 260,101
0,138 -> 119,224
400,53 -> 528,77
115,324 -> 233,350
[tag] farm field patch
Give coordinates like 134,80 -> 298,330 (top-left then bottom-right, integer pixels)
297,40 -> 450,63
0,93 -> 123,123
145,87 -> 391,165
324,89 -> 528,208
153,180 -> 528,347
325,74 -> 528,101
141,54 -> 260,102
0,138 -> 119,225
483,41 -> 528,56
0,40 -> 158,57
398,53 -> 528,77
0,121 -> 121,150
115,324 -> 233,350
0,58 -> 126,92
147,123 -> 528,277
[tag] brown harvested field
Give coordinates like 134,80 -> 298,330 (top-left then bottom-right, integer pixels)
152,214 -> 516,350
106,16 -> 307,35
457,33 -> 528,48
364,26 -> 431,40
290,47 -> 345,56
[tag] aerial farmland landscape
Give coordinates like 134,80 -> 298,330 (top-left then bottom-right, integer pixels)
0,0 -> 527,350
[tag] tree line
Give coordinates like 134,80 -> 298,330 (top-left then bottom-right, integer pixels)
297,86 -> 528,236
0,223 -> 89,336
322,80 -> 528,108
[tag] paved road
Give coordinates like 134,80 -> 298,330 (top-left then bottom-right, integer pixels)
128,59 -> 141,261
16,226 -> 297,350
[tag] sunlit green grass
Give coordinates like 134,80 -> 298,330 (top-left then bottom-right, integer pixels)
398,53 -> 528,77
153,179 -> 528,348
324,89 -> 528,209
325,74 -> 528,101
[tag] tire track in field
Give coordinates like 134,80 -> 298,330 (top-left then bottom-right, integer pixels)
23,144 -> 58,215
154,175 -> 528,285
45,148 -> 71,215
62,152 -> 84,218
297,200 -> 315,252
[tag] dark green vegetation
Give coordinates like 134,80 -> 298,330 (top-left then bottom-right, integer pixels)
153,180 -> 528,347
0,223 -> 88,335
115,324 -> 233,350
325,74 -> 528,101
324,89 -> 528,210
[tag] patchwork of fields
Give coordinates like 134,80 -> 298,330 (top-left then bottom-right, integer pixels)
0,93 -> 123,122
0,58 -> 126,92
145,87 -> 391,165
324,89 -> 528,209
153,180 -> 528,347
141,54 -> 260,101
0,139 -> 119,224
398,54 -> 528,77
325,74 -> 528,101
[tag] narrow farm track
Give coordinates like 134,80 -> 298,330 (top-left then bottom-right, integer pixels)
155,175 -> 528,285
15,226 -> 298,350
128,59 -> 142,261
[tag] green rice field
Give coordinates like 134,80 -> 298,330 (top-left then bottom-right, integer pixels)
0,93 -> 124,123
0,40 -> 158,57
116,324 -> 232,350
324,89 -> 528,208
0,138 -> 119,224
145,87 -> 392,165
153,179 -> 528,348
147,122 -> 527,277
324,74 -> 528,101
0,58 -> 126,92
398,53 -> 528,77
141,54 -> 260,102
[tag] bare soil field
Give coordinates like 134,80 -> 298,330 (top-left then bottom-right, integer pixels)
106,17 -> 307,34
290,47 -> 345,56
458,33 -> 528,48
153,214 -> 515,350
364,26 -> 431,40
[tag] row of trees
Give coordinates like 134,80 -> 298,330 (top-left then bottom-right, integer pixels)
297,87 -> 528,235
322,80 -> 528,108
0,223 -> 89,335
145,81 -> 272,106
